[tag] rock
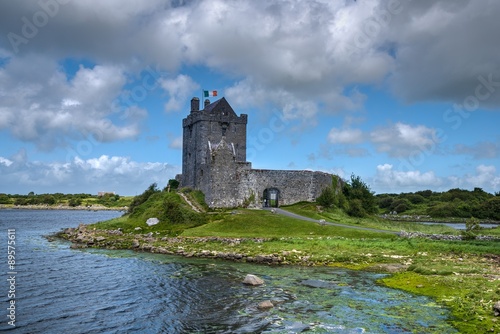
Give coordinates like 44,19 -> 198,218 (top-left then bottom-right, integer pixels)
257,300 -> 274,309
146,218 -> 159,226
494,301 -> 500,316
243,274 -> 264,286
300,279 -> 337,289
95,236 -> 106,242
134,227 -> 142,231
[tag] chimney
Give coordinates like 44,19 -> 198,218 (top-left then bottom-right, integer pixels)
204,99 -> 210,109
190,97 -> 200,112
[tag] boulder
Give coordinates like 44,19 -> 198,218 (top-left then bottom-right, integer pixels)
146,218 -> 159,226
257,300 -> 274,309
243,274 -> 264,286
494,301 -> 500,316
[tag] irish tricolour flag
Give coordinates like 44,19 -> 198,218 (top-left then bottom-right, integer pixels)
204,90 -> 217,97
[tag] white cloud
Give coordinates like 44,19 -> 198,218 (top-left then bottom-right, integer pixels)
328,128 -> 364,144
160,74 -> 199,112
0,157 -> 13,167
0,153 -> 178,195
168,135 -> 183,150
0,57 -> 145,149
373,163 -> 500,194
370,122 -> 440,157
449,164 -> 500,191
373,163 -> 442,193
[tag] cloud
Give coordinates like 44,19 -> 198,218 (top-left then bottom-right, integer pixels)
370,122 -> 441,157
448,164 -> 500,191
373,163 -> 500,194
0,157 -> 13,167
0,152 -> 178,195
160,74 -> 199,112
168,135 -> 183,149
453,140 -> 500,159
374,163 -> 442,193
386,0 -> 500,107
1,0 -> 498,140
0,56 -> 146,150
328,128 -> 364,144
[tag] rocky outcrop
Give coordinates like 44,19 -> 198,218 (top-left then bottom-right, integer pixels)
57,225 -> 283,264
398,231 -> 500,241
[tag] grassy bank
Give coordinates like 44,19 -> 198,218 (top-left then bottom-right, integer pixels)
58,192 -> 500,333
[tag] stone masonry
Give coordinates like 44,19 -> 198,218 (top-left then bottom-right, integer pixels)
178,97 -> 335,208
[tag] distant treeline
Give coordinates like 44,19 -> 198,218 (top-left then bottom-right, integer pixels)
0,192 -> 130,208
376,188 -> 500,220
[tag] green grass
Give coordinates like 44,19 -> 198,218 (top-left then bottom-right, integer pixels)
90,191 -> 206,236
181,209 -> 393,239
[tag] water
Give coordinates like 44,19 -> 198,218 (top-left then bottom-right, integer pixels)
0,210 -> 457,333
421,221 -> 499,230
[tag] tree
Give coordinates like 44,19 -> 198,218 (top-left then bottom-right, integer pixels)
0,194 -> 11,204
343,174 -> 377,216
167,179 -> 180,191
68,198 -> 82,207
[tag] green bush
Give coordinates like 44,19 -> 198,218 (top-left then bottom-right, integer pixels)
0,194 -> 11,204
317,186 -> 336,208
347,199 -> 366,217
343,174 -> 377,216
128,183 -> 159,214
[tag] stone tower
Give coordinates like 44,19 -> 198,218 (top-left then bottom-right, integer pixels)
181,97 -> 248,191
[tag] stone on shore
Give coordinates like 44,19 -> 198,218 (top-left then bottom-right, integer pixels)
146,218 -> 159,226
243,274 -> 264,286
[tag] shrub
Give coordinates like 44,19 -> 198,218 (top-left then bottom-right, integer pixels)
166,179 -> 180,191
0,194 -> 11,204
317,186 -> 336,208
128,183 -> 160,214
68,198 -> 82,207
378,196 -> 394,209
462,217 -> 480,240
389,199 -> 411,213
347,199 -> 366,217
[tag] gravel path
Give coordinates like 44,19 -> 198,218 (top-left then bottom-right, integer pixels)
265,207 -> 398,235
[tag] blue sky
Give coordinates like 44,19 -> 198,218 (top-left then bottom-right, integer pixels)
0,0 -> 499,195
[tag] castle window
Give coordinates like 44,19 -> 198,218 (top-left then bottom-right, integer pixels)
221,122 -> 228,136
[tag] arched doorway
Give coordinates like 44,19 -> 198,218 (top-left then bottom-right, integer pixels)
263,188 -> 280,207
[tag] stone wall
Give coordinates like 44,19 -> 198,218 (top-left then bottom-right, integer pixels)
201,146 -> 334,207
240,169 -> 334,207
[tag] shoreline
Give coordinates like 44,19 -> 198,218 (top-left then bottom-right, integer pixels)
0,204 -> 127,211
54,223 -> 500,333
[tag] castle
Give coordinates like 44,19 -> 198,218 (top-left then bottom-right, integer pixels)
178,97 -> 335,208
